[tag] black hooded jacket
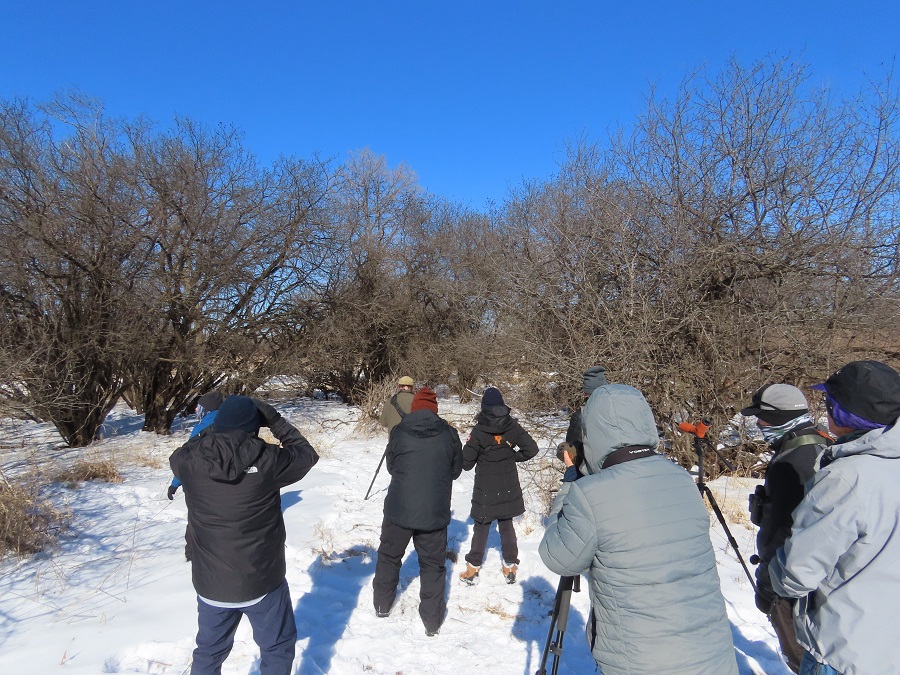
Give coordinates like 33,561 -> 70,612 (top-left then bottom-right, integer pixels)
384,408 -> 463,531
463,404 -> 539,523
755,421 -> 830,605
169,417 -> 318,602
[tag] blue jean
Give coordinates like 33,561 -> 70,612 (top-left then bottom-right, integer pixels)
799,651 -> 843,675
191,578 -> 297,675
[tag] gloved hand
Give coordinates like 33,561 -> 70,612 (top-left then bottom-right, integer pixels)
755,591 -> 773,615
167,484 -> 179,500
253,398 -> 282,426
754,563 -> 775,614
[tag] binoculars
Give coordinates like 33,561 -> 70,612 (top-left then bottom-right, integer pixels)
556,441 -> 581,467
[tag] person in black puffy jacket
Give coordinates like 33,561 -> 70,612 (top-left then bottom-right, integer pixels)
169,395 -> 318,675
372,387 -> 463,636
741,383 -> 830,673
458,387 -> 538,585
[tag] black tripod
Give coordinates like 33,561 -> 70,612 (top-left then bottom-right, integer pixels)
363,450 -> 387,500
679,419 -> 757,592
536,575 -> 580,675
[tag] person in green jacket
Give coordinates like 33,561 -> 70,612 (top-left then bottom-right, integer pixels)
378,375 -> 414,431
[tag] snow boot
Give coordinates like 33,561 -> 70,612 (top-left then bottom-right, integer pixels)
459,562 -> 480,585
502,561 -> 517,584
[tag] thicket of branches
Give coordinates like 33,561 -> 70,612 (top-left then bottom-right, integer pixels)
1,58 -> 898,454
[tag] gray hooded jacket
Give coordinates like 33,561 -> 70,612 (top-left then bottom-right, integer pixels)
539,385 -> 737,675
769,419 -> 900,675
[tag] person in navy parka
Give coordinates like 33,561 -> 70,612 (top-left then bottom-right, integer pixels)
458,387 -> 538,585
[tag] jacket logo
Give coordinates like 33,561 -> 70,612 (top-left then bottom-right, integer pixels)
245,466 -> 258,474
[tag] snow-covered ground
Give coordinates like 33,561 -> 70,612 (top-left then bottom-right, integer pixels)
0,397 -> 791,674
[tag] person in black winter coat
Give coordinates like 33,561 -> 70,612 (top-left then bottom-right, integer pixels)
169,395 -> 319,675
741,383 -> 831,674
372,387 -> 463,636
459,388 -> 539,585
558,365 -> 608,473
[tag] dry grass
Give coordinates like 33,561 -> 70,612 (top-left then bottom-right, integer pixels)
126,448 -> 167,470
703,477 -> 755,528
311,520 -> 336,560
52,459 -> 123,486
484,603 -> 519,620
0,470 -> 69,556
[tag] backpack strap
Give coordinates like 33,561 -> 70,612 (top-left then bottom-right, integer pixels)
390,394 -> 407,419
778,429 -> 831,455
602,445 -> 657,469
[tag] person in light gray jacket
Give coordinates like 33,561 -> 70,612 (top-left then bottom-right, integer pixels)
539,384 -> 737,675
769,360 -> 900,675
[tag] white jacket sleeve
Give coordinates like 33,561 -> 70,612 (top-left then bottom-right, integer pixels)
769,467 -> 862,598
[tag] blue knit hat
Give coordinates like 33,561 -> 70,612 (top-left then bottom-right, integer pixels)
213,395 -> 262,434
482,387 -> 505,410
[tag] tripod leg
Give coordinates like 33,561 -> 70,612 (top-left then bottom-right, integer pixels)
701,485 -> 758,592
364,450 -> 387,500
536,577 -> 575,675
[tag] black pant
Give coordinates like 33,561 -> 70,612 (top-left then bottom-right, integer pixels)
373,517 -> 447,633
464,518 -> 518,567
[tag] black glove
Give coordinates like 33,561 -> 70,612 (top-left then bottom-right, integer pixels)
253,398 -> 282,426
167,484 -> 179,500
755,590 -> 774,615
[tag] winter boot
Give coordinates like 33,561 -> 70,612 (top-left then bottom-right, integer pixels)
459,562 -> 480,585
502,561 -> 517,584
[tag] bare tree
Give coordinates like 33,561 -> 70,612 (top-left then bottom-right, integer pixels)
0,95 -> 151,446
124,120 -> 336,433
490,58 -> 900,469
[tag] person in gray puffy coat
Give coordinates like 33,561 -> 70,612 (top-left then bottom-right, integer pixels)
539,384 -> 738,675
769,360 -> 900,675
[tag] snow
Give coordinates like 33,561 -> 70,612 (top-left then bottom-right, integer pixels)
0,397 -> 791,674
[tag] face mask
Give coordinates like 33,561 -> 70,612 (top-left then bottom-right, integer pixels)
759,413 -> 812,443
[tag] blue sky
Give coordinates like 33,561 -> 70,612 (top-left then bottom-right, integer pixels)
1,1 -> 897,208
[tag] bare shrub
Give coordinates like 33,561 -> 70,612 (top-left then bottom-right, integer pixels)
354,378 -> 399,436
258,416 -> 335,460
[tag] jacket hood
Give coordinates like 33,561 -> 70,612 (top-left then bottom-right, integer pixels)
191,430 -> 266,481
398,408 -> 450,438
581,384 -> 660,474
476,405 -> 513,434
828,417 -> 900,462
